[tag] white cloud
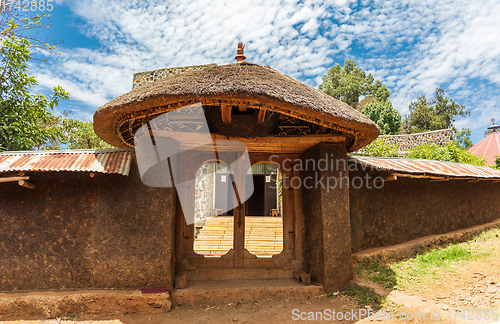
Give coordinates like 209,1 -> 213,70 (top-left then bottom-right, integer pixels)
33,0 -> 500,144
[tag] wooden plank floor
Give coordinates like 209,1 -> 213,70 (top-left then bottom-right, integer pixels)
194,216 -> 283,257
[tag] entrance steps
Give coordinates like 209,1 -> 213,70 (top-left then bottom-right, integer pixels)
171,279 -> 324,306
194,216 -> 283,257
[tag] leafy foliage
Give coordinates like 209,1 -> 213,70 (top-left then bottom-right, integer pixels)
496,156 -> 500,170
357,138 -> 399,157
454,127 -> 473,149
406,141 -> 488,166
402,88 -> 469,134
0,18 -> 69,151
319,59 -> 390,107
362,100 -> 402,135
41,114 -> 113,150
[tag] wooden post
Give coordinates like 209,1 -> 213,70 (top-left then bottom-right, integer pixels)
282,167 -> 295,253
232,152 -> 245,268
221,105 -> 232,123
293,168 -> 305,264
18,179 -> 35,189
257,107 -> 267,123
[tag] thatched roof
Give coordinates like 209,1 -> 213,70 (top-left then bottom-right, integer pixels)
94,62 -> 379,151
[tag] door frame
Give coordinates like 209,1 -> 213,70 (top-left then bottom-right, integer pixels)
175,153 -> 304,276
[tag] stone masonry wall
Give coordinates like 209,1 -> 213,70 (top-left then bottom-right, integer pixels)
379,129 -> 454,153
132,64 -> 218,89
195,162 -> 216,223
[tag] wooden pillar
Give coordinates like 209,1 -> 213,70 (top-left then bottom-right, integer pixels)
282,167 -> 295,254
293,168 -> 305,263
232,153 -> 246,268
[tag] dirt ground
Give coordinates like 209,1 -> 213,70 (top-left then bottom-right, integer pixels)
0,294 -> 361,323
2,232 -> 499,323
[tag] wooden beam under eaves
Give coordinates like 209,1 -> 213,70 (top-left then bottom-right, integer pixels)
221,105 -> 231,123
18,179 -> 35,189
373,173 -> 397,184
430,177 -> 449,182
0,176 -> 29,183
257,107 -> 267,123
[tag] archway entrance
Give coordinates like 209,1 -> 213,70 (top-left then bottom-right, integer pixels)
175,154 -> 303,284
192,162 -> 283,259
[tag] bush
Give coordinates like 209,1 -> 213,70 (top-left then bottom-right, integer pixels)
357,138 -> 400,157
406,141 -> 489,166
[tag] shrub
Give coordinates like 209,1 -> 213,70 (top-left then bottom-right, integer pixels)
406,141 -> 488,166
357,138 -> 400,157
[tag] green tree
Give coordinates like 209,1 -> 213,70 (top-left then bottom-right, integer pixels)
0,18 -> 69,151
406,142 -> 488,166
496,156 -> 500,169
361,100 -> 402,135
402,88 -> 469,134
319,59 -> 390,107
455,128 -> 473,150
41,115 -> 112,150
357,138 -> 400,157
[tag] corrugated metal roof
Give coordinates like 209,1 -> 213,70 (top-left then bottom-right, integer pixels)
351,156 -> 500,180
0,149 -> 134,176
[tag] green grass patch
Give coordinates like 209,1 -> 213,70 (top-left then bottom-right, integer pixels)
394,244 -> 479,289
356,258 -> 397,289
334,284 -> 386,310
357,228 -> 500,292
414,245 -> 475,266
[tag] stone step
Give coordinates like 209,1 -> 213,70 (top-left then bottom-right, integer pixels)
172,278 -> 324,306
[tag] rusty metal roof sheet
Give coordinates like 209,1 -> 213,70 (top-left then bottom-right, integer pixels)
0,149 -> 134,176
351,156 -> 500,180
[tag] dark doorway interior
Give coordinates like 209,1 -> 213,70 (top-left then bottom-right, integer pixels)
246,174 -> 277,216
214,173 -> 234,216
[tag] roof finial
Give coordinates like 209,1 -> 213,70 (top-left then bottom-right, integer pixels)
235,42 -> 246,62
488,118 -> 499,132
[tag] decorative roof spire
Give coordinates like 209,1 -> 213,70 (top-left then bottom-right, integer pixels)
488,118 -> 499,132
235,42 -> 246,62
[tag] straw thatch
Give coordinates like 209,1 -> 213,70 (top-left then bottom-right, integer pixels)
94,62 -> 380,151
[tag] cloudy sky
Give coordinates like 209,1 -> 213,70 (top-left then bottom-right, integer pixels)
27,0 -> 500,144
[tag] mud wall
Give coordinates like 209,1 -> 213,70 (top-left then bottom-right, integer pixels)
0,159 -> 176,291
302,143 -> 352,291
350,176 -> 500,253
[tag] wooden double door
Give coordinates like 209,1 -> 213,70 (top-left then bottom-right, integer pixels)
174,153 -> 305,282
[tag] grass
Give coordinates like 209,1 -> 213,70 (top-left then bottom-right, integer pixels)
356,227 -> 500,292
356,258 -> 397,289
328,284 -> 386,310
395,244 -> 478,289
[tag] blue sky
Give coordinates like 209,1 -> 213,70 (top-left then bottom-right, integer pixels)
25,0 -> 500,145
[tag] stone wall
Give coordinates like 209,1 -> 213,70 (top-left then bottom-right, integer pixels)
195,162 -> 216,223
132,64 -> 218,89
0,159 -> 176,291
380,129 -> 454,153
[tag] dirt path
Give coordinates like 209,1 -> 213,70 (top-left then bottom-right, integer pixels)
354,230 -> 500,324
1,294 -> 361,323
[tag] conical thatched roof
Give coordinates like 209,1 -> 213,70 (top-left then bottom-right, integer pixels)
94,62 -> 379,151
